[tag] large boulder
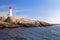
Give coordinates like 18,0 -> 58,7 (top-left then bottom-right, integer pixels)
38,21 -> 52,27
0,16 -> 8,21
4,16 -> 20,23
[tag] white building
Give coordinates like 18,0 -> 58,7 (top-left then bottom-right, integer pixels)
9,7 -> 12,16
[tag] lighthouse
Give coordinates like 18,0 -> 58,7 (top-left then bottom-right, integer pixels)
9,7 -> 12,16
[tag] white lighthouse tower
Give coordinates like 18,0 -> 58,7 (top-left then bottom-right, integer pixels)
9,6 -> 12,16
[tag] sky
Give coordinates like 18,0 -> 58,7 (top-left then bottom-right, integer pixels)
0,0 -> 60,24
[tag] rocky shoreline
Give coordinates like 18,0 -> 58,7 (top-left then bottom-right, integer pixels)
0,16 -> 53,29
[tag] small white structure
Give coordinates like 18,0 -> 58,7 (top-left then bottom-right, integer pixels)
9,7 -> 12,16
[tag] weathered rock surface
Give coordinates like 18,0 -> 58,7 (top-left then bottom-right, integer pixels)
0,16 -> 53,29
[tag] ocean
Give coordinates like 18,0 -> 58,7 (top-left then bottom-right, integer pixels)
0,25 -> 60,40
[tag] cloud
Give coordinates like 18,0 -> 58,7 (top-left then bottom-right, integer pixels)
0,11 -> 8,16
0,5 -> 9,16
13,9 -> 31,13
13,9 -> 31,17
48,17 -> 60,24
47,14 -> 60,24
0,5 -> 8,9
34,13 -> 60,24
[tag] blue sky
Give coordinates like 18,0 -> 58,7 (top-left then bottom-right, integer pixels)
0,0 -> 60,24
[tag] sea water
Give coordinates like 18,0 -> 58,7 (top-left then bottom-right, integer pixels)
0,25 -> 60,40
